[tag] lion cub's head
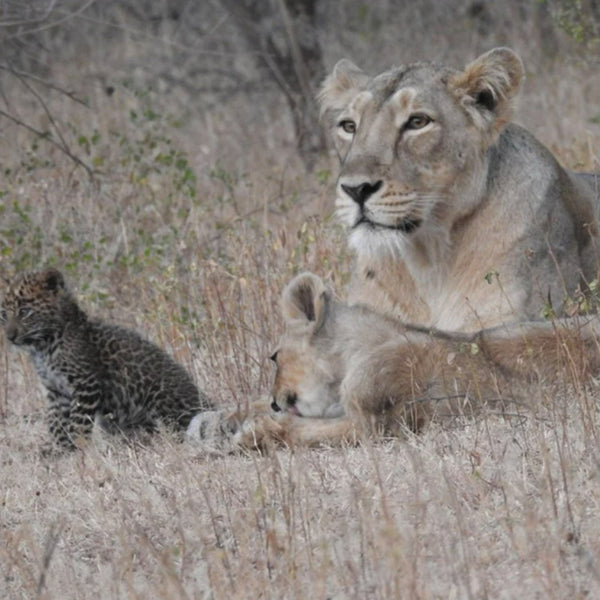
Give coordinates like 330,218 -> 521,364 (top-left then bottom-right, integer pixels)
318,47 -> 524,256
270,273 -> 344,419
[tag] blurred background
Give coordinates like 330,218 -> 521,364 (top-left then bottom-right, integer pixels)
0,0 -> 599,406
0,0 -> 598,169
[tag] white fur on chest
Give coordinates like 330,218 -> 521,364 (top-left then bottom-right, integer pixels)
30,350 -> 73,398
353,233 -> 524,330
424,272 -> 524,330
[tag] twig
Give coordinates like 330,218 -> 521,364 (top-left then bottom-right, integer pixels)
0,0 -> 58,28
36,521 -> 63,598
0,65 -> 89,107
67,11 -> 260,57
0,108 -> 94,177
1,338 -> 7,420
5,0 -> 98,40
12,69 -> 74,156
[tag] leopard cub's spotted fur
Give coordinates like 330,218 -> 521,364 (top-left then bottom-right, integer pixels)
1,268 -> 212,451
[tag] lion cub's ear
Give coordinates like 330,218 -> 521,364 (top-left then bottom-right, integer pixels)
281,272 -> 331,334
449,47 -> 524,141
318,59 -> 369,123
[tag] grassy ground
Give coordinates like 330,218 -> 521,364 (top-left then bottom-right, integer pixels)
2,384 -> 600,598
1,2 -> 600,598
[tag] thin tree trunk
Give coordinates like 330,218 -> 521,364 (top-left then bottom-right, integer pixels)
221,0 -> 327,168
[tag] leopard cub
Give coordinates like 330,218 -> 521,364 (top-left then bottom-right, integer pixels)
1,268 -> 212,451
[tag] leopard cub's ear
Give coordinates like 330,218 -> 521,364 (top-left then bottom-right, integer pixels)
41,268 -> 66,293
281,272 -> 331,335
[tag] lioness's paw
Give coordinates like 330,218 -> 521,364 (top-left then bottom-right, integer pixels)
232,413 -> 287,449
186,399 -> 285,452
186,410 -> 237,444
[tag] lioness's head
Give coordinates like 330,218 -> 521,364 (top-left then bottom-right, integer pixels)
270,273 -> 343,418
318,47 -> 524,255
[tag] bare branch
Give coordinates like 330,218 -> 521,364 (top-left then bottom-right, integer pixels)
5,0 -> 98,40
0,108 -> 94,177
11,68 -> 73,155
0,64 -> 89,107
36,521 -> 63,597
0,0 -> 58,27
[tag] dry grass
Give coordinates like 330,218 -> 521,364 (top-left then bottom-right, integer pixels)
2,379 -> 600,598
1,2 -> 600,598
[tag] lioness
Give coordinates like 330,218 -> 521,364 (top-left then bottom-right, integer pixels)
230,273 -> 600,448
319,47 -> 599,330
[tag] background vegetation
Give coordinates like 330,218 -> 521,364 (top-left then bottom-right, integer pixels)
0,1 -> 599,598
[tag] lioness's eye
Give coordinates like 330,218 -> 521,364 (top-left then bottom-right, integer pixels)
338,119 -> 356,134
270,351 -> 279,363
405,114 -> 432,130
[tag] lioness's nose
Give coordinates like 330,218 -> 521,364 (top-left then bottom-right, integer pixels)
341,180 -> 382,206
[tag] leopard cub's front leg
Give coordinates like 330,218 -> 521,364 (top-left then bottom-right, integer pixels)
42,389 -> 75,454
43,385 -> 99,454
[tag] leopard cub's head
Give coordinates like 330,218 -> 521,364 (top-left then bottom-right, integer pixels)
1,268 -> 71,348
270,273 -> 343,419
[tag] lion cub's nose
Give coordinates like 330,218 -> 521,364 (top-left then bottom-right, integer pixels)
341,180 -> 382,206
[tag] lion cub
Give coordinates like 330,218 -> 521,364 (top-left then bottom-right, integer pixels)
254,273 -> 600,446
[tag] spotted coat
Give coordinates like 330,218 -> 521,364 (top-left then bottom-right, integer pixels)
1,269 -> 212,451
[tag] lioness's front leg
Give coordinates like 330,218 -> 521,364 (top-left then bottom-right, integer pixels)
187,399 -> 359,449
233,410 -> 359,449
339,339 -> 440,436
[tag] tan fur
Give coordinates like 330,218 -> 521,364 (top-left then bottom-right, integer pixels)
233,273 -> 600,449
318,47 -> 599,331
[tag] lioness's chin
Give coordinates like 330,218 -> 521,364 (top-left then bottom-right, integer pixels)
349,225 -> 409,258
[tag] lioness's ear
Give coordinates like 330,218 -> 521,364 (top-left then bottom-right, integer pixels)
318,59 -> 369,124
449,47 -> 524,140
281,272 -> 330,334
